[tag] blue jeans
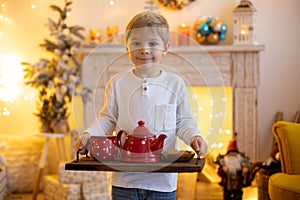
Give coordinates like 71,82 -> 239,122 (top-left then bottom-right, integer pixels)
112,186 -> 176,200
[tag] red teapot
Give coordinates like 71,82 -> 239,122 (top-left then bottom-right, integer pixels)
117,120 -> 167,163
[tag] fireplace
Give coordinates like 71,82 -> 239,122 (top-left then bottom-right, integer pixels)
79,44 -> 264,161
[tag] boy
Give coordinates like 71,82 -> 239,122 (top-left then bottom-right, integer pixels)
75,11 -> 207,200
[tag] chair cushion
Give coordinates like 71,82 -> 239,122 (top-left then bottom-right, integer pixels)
272,121 -> 300,174
269,173 -> 300,200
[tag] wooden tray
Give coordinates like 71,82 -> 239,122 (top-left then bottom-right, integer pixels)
65,157 -> 205,173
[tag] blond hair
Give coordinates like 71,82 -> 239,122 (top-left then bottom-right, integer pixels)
124,11 -> 169,46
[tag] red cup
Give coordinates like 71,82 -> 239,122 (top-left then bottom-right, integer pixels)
89,136 -> 119,161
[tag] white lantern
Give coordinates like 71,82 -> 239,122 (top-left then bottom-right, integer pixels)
144,0 -> 160,11
233,0 -> 257,45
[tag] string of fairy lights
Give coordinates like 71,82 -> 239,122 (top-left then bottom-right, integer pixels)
0,1 -> 35,117
0,2 -> 9,33
0,1 -> 15,116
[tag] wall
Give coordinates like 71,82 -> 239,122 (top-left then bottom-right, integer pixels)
255,1 -> 300,160
0,0 -> 299,160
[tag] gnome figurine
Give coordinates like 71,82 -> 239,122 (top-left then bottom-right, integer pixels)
216,133 -> 252,200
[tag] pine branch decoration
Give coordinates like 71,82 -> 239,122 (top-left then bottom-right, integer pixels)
23,0 -> 90,133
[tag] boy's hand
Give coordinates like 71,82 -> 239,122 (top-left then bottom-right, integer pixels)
191,136 -> 207,156
75,132 -> 91,154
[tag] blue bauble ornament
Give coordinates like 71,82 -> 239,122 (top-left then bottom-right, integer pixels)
219,32 -> 226,40
206,17 -> 215,25
221,24 -> 227,33
198,24 -> 210,36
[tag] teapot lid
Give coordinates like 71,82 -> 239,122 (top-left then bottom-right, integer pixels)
132,120 -> 152,136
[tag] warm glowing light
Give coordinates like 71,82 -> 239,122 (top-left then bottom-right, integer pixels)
187,86 -> 233,156
191,94 -> 197,100
240,25 -> 249,36
180,23 -> 187,28
177,24 -> 190,36
217,142 -> 223,148
0,14 -> 9,23
0,54 -> 22,103
1,107 -> 10,116
31,4 -> 36,9
23,95 -> 29,100
109,0 -> 115,6
1,3 -> 5,8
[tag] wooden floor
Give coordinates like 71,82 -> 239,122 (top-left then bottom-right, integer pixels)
195,182 -> 258,200
4,181 -> 258,200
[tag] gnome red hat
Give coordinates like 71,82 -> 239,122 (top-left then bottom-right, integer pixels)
227,138 -> 239,154
227,132 -> 239,154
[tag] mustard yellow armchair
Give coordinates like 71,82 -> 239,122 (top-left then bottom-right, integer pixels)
268,121 -> 300,199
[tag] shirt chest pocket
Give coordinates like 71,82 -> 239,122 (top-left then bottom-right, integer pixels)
154,104 -> 176,131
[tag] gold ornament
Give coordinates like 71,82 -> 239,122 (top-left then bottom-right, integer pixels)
206,33 -> 219,44
196,33 -> 206,44
194,17 -> 206,31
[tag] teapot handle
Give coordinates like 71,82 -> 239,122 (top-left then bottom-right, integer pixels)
116,130 -> 129,148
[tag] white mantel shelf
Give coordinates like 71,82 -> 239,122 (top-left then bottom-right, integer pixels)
79,44 -> 265,161
81,44 -> 265,53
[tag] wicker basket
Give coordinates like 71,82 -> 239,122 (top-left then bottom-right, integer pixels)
256,171 -> 271,200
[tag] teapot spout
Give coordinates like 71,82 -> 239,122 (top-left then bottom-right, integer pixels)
150,134 -> 167,152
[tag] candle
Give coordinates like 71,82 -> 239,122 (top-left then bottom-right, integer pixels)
177,24 -> 190,46
239,25 -> 249,41
169,31 -> 177,46
89,29 -> 102,44
107,25 -> 119,43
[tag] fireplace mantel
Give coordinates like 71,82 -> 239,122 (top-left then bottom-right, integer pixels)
79,44 -> 264,160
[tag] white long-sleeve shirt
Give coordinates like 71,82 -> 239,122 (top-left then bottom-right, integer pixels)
85,68 -> 207,192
